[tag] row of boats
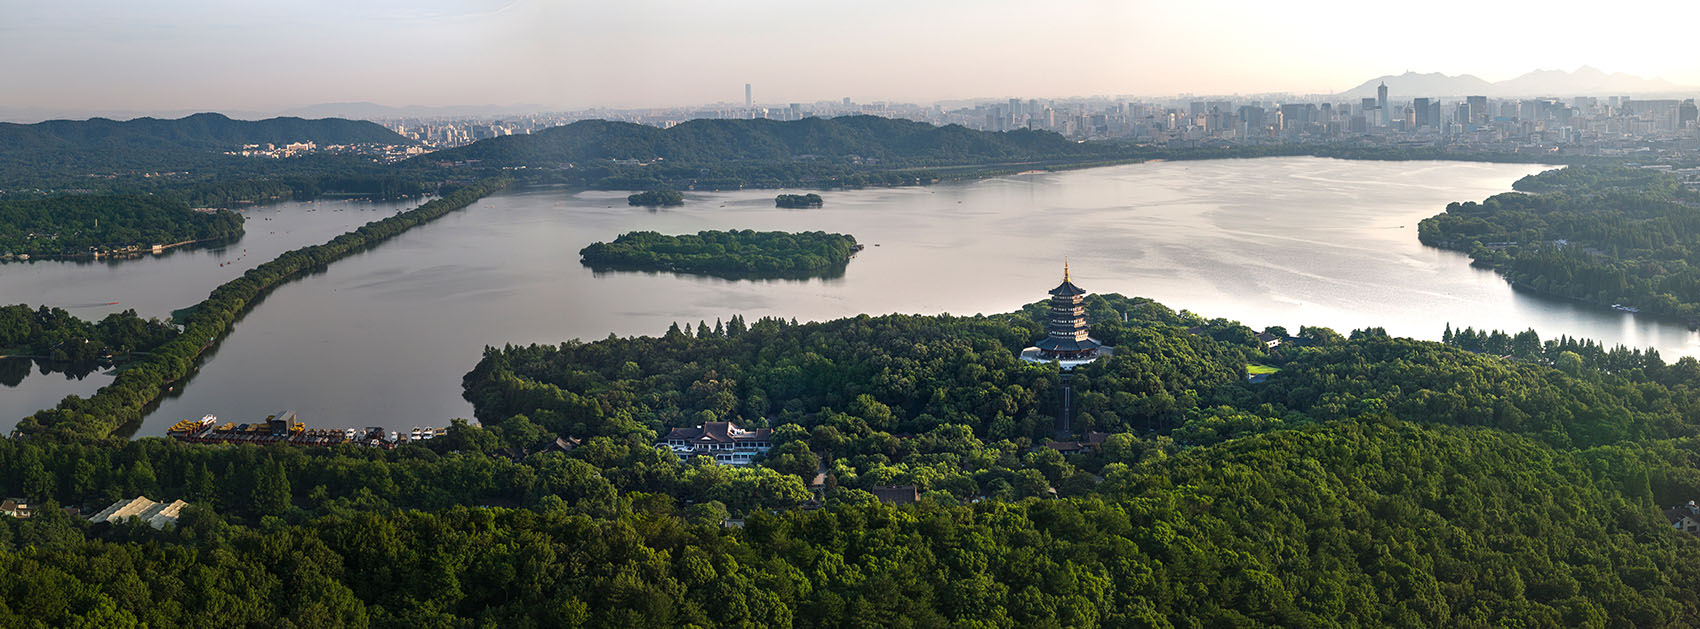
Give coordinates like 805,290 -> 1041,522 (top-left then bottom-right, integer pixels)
167,412 -> 448,449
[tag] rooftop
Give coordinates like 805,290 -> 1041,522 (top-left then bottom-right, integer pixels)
662,421 -> 772,444
88,496 -> 189,530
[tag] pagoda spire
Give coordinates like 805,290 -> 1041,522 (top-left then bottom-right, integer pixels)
1064,257 -> 1070,282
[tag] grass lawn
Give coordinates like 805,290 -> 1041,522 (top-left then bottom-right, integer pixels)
1246,364 -> 1281,375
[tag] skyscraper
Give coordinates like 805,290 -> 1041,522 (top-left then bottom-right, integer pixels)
745,83 -> 751,107
1467,96 -> 1488,124
1413,98 -> 1430,127
1377,82 -> 1389,127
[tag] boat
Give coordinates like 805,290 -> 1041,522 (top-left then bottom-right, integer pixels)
1611,304 -> 1641,313
166,411 -> 401,449
167,414 -> 219,435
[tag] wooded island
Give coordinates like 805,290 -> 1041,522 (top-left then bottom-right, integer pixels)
626,190 -> 684,207
774,193 -> 823,208
579,229 -> 860,277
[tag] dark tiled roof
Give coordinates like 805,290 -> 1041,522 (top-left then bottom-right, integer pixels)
1035,336 -> 1103,352
870,485 -> 919,505
1045,432 -> 1112,453
1666,501 -> 1700,523
663,421 -> 772,444
1049,280 -> 1087,297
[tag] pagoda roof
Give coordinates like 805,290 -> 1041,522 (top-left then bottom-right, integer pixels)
1035,336 -> 1102,352
1049,280 -> 1087,297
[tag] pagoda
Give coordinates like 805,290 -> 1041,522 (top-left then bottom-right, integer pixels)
1020,261 -> 1111,369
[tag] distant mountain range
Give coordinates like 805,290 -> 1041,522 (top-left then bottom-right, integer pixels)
0,112 -> 409,175
0,103 -> 547,124
279,102 -> 551,120
1339,67 -> 1694,99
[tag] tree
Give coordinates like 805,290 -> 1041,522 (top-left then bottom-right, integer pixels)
14,449 -> 51,501
252,459 -> 292,517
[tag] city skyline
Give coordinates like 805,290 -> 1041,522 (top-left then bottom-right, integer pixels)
5,0 -> 1700,118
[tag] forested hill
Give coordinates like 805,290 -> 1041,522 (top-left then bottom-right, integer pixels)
1418,165 -> 1700,321
0,112 -> 407,155
0,113 -> 410,179
420,115 -> 1105,167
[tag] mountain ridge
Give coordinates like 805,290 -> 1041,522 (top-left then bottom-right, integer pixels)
0,112 -> 412,183
1339,66 -> 1691,99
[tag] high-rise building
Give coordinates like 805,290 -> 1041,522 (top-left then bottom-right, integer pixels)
1467,96 -> 1488,124
1238,105 -> 1266,136
1279,103 -> 1313,131
1413,98 -> 1431,127
745,84 -> 751,107
1377,82 -> 1389,126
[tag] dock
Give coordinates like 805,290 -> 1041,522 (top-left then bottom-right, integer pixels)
167,411 -> 447,450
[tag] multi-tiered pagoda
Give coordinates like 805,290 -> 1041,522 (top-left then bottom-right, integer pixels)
1020,262 -> 1111,369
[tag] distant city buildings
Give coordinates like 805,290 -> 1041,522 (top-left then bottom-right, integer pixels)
211,81 -> 1700,163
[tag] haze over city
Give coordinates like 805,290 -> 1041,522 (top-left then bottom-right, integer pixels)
5,0 -> 1700,117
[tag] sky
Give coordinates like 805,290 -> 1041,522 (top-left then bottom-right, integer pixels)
3,0 -> 1698,115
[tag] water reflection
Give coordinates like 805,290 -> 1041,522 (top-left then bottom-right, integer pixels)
0,197 -> 418,422
8,157 -> 1698,434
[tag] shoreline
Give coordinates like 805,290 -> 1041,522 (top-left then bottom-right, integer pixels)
3,235 -> 236,263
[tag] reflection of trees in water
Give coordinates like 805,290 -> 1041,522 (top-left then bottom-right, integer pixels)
0,358 -> 29,387
0,357 -> 101,387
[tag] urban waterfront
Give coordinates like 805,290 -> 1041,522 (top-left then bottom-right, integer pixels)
10,157 -> 1694,434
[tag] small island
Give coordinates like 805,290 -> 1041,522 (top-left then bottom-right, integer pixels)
627,190 -> 684,207
579,229 -> 861,278
775,193 -> 824,208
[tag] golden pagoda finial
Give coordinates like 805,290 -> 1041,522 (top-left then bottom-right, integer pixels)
1064,257 -> 1070,282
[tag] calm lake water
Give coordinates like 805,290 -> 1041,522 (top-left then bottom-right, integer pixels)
8,157 -> 1698,434
0,197 -> 420,423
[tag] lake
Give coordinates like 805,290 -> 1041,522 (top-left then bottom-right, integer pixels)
9,157 -> 1698,435
0,196 -> 420,424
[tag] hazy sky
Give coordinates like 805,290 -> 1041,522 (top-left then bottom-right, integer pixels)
4,0 -> 1698,113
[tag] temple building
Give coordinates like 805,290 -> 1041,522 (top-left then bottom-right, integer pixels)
658,421 -> 773,466
1020,262 -> 1112,369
